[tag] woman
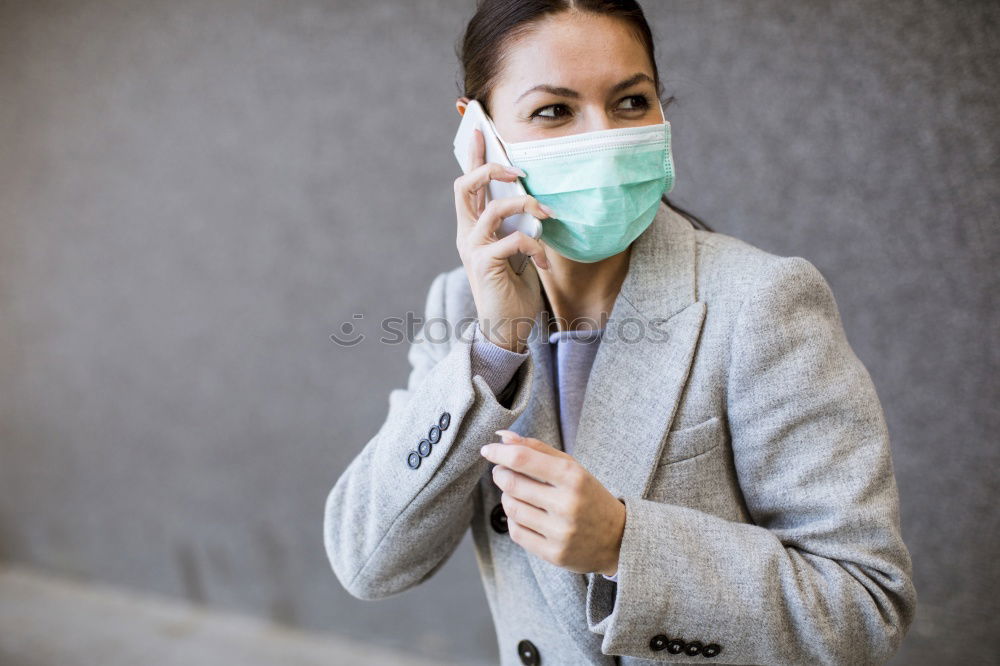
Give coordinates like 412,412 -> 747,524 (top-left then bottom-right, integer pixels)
324,2 -> 916,664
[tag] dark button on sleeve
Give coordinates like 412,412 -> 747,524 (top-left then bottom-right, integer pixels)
406,451 -> 421,469
702,643 -> 722,658
438,411 -> 451,430
666,638 -> 686,655
516,639 -> 539,666
684,640 -> 702,656
490,503 -> 509,533
649,634 -> 669,651
417,438 -> 432,457
428,425 -> 441,444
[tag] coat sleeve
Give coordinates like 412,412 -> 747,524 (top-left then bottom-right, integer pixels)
584,256 -> 917,665
323,270 -> 534,600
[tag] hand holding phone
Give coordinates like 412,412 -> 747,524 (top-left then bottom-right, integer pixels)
452,101 -> 553,352
454,99 -> 544,275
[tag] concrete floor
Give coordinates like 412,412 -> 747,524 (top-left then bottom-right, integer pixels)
0,565 -> 471,666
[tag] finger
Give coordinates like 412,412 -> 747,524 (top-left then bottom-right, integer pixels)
507,515 -> 548,553
492,463 -> 559,510
500,491 -> 552,536
454,162 -> 526,230
469,127 -> 485,170
481,230 -> 550,271
475,178 -> 484,219
496,430 -> 570,459
470,129 -> 485,219
470,194 -> 552,246
480,442 -> 561,485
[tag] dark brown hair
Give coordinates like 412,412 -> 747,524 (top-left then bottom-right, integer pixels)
454,0 -> 714,232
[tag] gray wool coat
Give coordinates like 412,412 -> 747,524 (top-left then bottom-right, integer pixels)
323,201 -> 917,665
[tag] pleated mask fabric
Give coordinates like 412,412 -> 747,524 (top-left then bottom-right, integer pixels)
491,98 -> 675,263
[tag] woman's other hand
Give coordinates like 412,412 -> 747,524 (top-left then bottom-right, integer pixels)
480,429 -> 626,577
454,128 -> 554,353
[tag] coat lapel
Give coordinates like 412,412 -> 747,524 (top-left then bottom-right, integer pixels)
572,202 -> 706,499
518,202 -> 707,658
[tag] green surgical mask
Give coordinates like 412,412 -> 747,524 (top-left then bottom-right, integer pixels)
491,99 -> 675,263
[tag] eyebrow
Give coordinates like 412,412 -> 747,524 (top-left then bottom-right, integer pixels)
516,72 -> 655,103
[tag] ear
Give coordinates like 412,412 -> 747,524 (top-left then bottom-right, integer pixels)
456,96 -> 470,117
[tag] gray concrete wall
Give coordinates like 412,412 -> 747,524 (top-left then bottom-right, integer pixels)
0,564 -> 475,666
0,1 -> 996,664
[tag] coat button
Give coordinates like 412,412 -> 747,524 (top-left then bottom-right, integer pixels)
428,425 -> 441,444
685,640 -> 703,656
490,503 -> 508,533
649,634 -> 669,651
406,451 -> 421,469
438,412 -> 451,430
417,438 -> 432,457
666,638 -> 686,654
702,643 -> 722,658
516,639 -> 539,666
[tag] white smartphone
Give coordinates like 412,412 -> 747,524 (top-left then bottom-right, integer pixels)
453,99 -> 542,275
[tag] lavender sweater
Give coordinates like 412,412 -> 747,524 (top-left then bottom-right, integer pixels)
471,322 -> 618,582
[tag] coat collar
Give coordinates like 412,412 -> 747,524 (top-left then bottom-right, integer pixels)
511,200 -> 707,660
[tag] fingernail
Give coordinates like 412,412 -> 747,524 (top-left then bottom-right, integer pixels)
539,203 -> 557,217
506,166 -> 527,177
495,429 -> 523,442
480,444 -> 490,455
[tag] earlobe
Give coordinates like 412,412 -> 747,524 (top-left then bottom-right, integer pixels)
456,97 -> 470,117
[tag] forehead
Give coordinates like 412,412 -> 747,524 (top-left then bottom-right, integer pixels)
494,12 -> 654,99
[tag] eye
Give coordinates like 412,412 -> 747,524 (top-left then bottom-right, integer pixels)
619,94 -> 651,111
527,95 -> 653,121
529,103 -> 572,120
